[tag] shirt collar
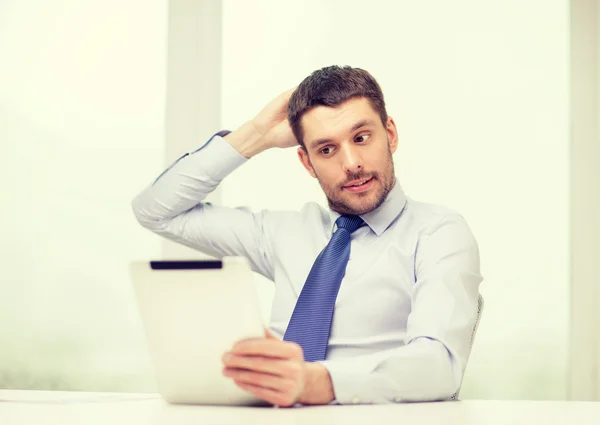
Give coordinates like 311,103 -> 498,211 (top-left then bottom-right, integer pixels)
327,179 -> 407,236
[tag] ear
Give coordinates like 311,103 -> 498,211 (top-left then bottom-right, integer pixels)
386,117 -> 399,154
297,147 -> 317,178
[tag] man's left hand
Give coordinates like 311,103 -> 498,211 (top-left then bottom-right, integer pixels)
222,330 -> 334,407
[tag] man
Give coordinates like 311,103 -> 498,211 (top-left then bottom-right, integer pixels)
132,65 -> 483,406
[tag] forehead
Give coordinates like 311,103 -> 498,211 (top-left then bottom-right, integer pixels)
301,97 -> 380,139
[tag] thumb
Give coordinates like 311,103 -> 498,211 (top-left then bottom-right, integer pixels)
265,328 -> 278,339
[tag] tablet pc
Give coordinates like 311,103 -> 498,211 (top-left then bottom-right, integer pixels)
129,257 -> 268,405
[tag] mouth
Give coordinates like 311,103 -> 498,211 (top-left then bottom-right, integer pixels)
343,177 -> 374,193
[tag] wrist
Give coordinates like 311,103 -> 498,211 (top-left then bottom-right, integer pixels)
223,120 -> 271,158
298,362 -> 335,405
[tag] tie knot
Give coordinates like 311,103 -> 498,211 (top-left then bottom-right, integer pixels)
335,215 -> 364,234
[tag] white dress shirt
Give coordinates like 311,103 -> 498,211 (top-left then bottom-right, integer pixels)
131,134 -> 483,405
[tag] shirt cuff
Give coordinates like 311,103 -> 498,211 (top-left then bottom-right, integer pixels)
154,131 -> 247,185
192,133 -> 248,182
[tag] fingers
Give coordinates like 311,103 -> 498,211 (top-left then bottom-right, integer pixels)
223,368 -> 293,392
223,353 -> 303,378
234,381 -> 298,407
231,338 -> 303,360
223,335 -> 306,406
222,356 -> 304,407
282,87 -> 297,97
264,328 -> 278,339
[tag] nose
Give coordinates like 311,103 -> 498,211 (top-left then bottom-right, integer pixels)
340,144 -> 363,175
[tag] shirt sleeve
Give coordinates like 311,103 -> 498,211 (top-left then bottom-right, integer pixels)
319,214 -> 483,404
131,133 -> 276,279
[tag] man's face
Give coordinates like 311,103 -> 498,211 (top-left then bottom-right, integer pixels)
297,97 -> 398,215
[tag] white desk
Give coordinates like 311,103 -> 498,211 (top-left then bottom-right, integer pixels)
1,390 -> 599,425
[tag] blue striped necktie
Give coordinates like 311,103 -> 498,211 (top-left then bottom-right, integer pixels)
283,215 -> 365,362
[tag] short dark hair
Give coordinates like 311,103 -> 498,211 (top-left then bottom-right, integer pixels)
288,65 -> 388,147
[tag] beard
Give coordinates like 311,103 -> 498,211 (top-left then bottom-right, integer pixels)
314,143 -> 396,216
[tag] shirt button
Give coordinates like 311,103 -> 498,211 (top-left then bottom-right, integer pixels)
352,396 -> 361,404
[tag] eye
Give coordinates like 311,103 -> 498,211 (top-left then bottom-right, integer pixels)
355,134 -> 370,143
319,146 -> 335,156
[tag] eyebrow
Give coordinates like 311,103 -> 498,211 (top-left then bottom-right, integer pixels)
308,119 -> 377,150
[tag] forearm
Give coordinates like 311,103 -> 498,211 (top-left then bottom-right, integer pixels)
320,338 -> 460,405
131,131 -> 278,275
224,121 -> 272,158
131,135 -> 246,227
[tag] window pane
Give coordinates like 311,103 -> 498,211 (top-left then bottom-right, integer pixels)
0,0 -> 167,391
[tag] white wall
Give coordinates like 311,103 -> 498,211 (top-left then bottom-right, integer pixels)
0,0 -> 582,400
569,0 -> 600,400
0,1 -> 166,390
221,0 -> 570,399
